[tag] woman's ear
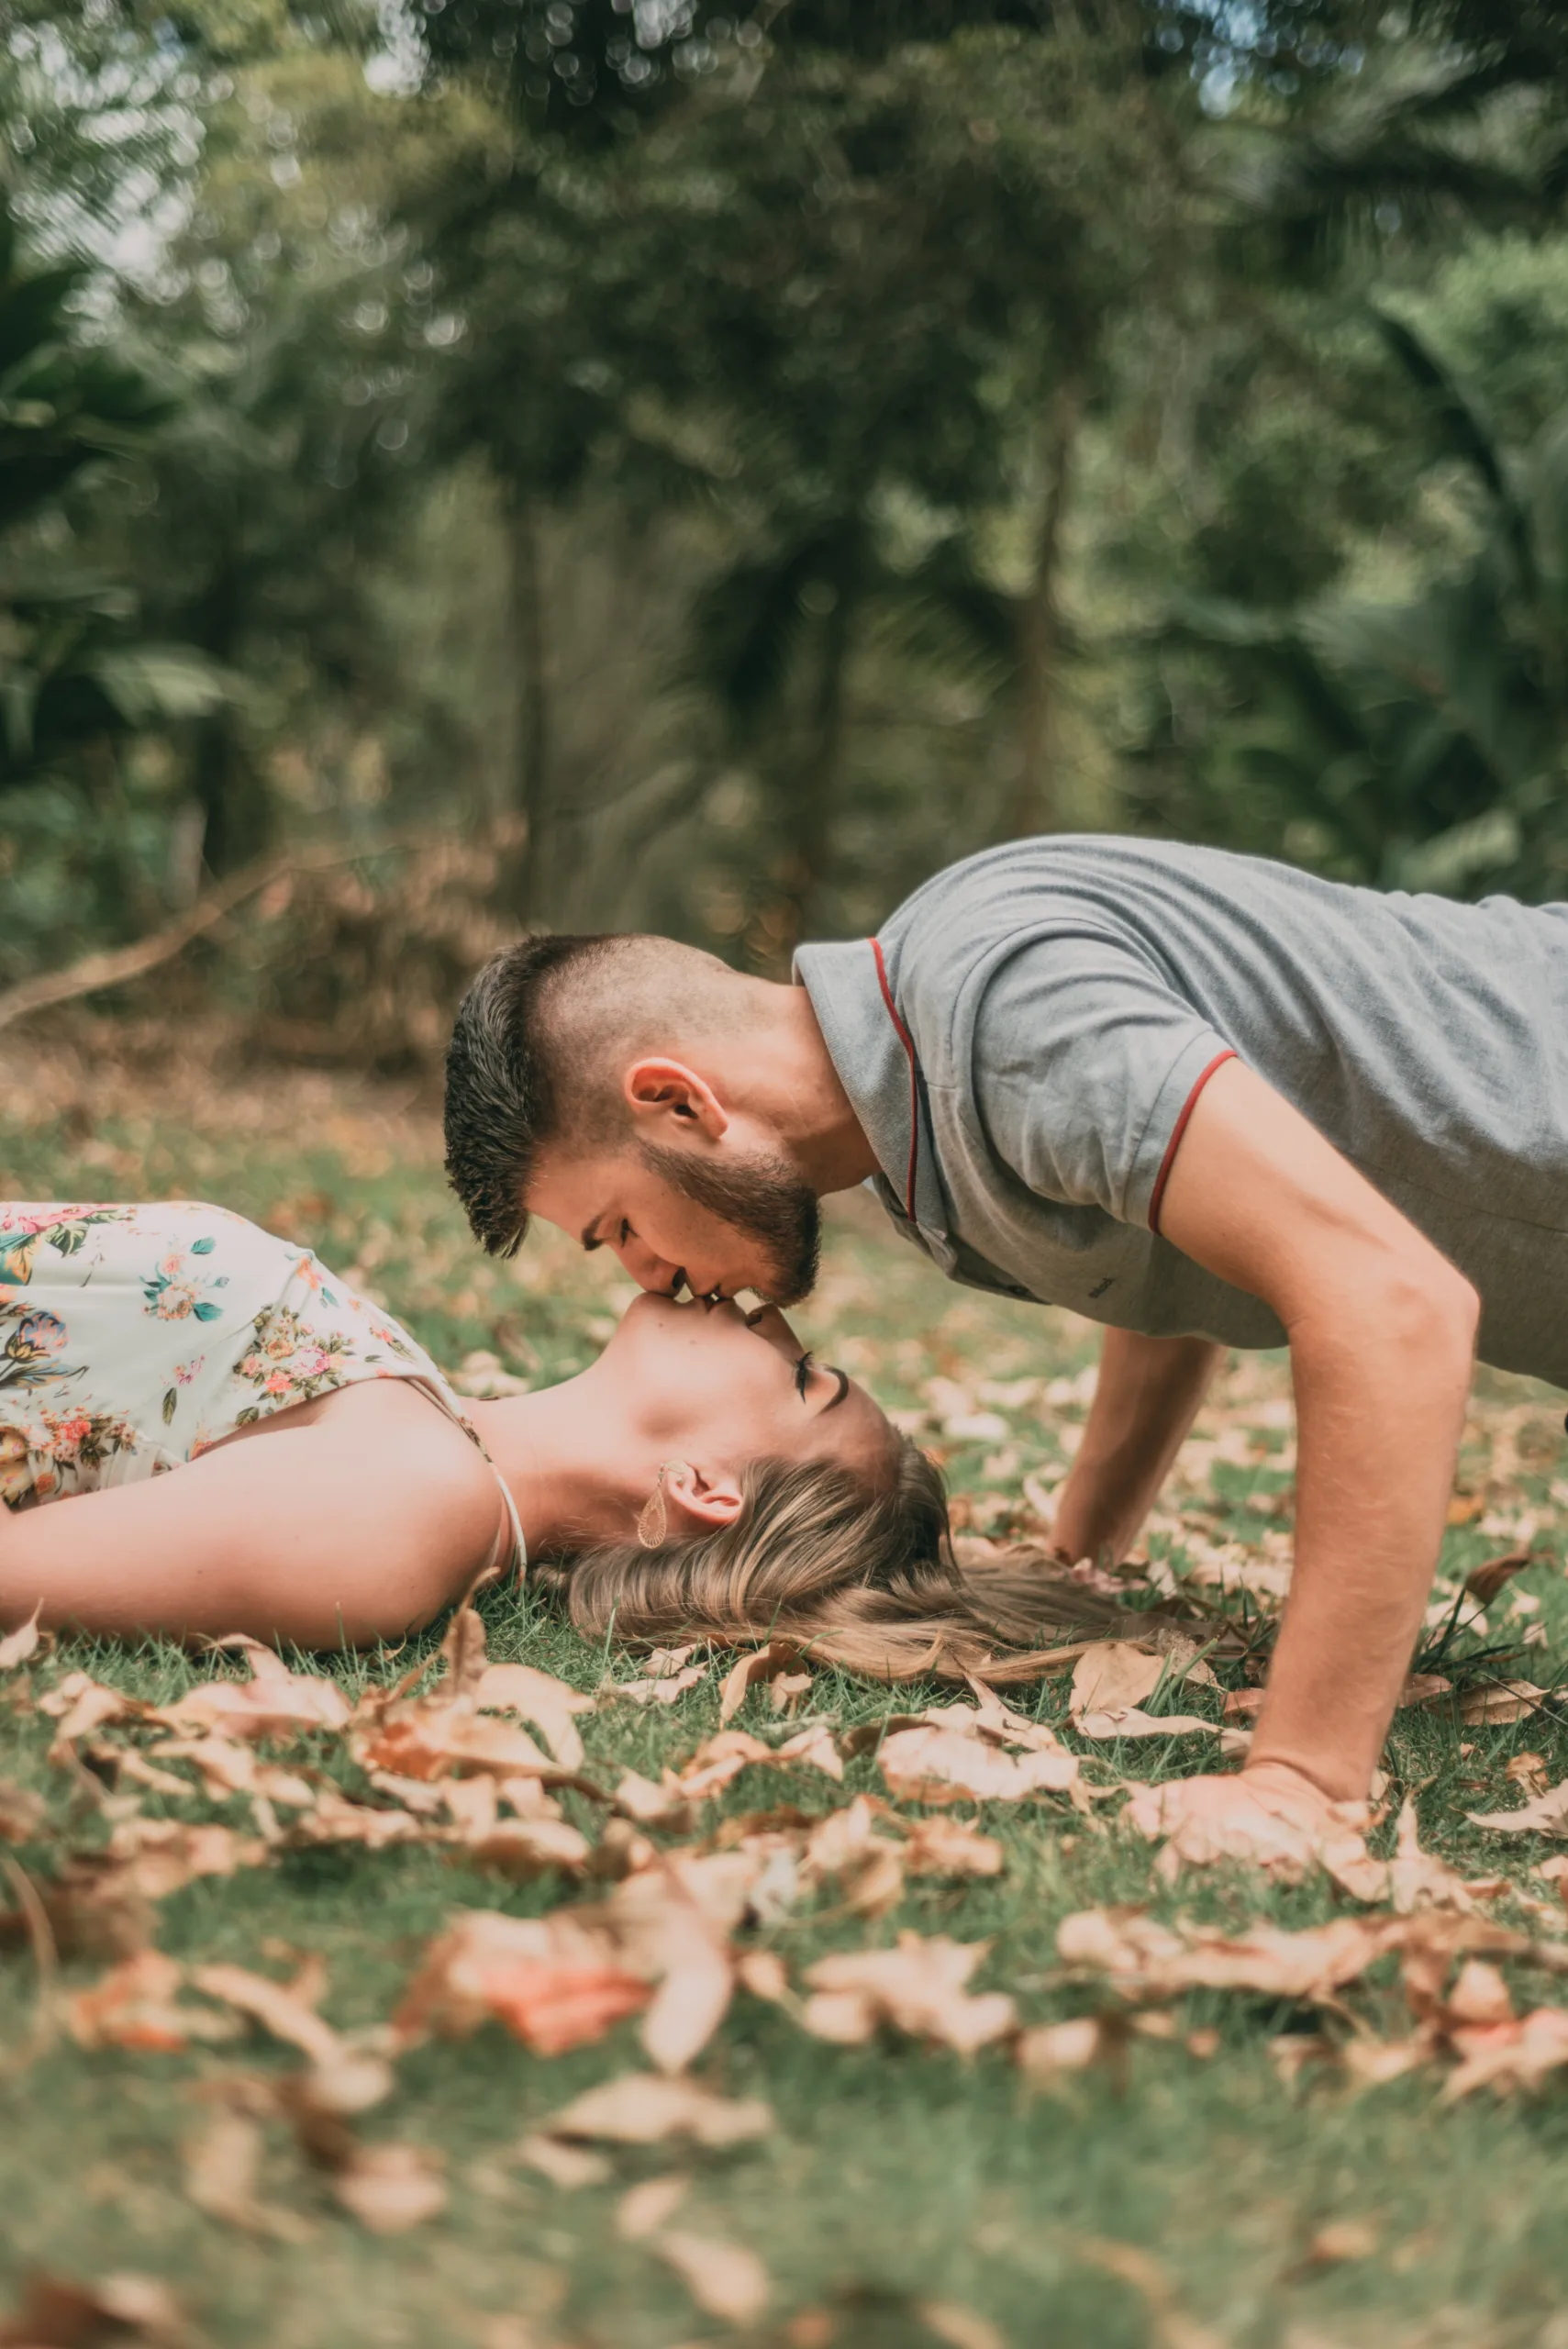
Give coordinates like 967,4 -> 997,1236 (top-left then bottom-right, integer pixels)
622,1057 -> 729,1142
661,1460 -> 743,1535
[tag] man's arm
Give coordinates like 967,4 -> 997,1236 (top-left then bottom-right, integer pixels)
1050,1329 -> 1222,1566
1155,1057 -> 1478,1807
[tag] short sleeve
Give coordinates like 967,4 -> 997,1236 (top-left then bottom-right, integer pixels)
970,931 -> 1236,1229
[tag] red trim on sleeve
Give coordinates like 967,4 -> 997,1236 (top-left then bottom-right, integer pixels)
1148,1049 -> 1238,1235
871,938 -> 920,1220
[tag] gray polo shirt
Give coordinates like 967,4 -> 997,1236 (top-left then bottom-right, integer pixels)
795,836 -> 1568,1387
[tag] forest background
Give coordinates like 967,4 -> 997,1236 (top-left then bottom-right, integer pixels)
6,0 -> 1568,1041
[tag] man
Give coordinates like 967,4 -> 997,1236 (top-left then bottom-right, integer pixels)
444,834 -> 1568,1836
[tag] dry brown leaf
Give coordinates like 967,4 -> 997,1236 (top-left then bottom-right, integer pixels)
1017,2014 -> 1111,2083
40,1673 -> 152,1757
105,1818 -> 269,1902
472,1663 -> 594,1770
0,2273 -> 188,2346
736,1949 -> 792,2006
147,1735 -> 316,1809
617,2174 -> 690,2240
653,2231 -> 770,2328
718,1641 -> 806,1725
0,1780 -> 45,1842
0,1608 -> 41,1673
394,1910 -> 651,2054
901,1814 -> 1005,1879
1069,1643 -> 1165,1717
1072,1706 -> 1218,1743
1469,1779 -> 1568,1835
1464,1551 -> 1534,1605
1443,2004 -> 1568,2099
159,1645 -> 351,1741
1506,1752 -> 1550,1797
1397,1673 -> 1452,1709
671,1731 -> 773,1805
802,1932 -> 1015,2054
772,1721 -> 844,1781
330,2140 -> 448,2233
67,1953 -> 236,2054
1386,1799 -> 1506,1914
463,1820 -> 594,1880
917,2303 -> 1008,2349
281,1787 -> 430,1852
1301,2221 -> 1378,2267
605,1665 -> 707,1707
516,2132 -> 612,2190
190,1961 -> 342,2066
1458,1682 -> 1548,1727
877,1726 -> 1077,1806
543,2072 -> 773,2148
1056,1907 -> 1401,2005
183,2105 -> 310,2241
614,1770 -> 695,1831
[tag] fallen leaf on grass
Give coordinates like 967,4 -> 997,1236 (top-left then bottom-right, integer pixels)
1056,1908 -> 1401,2005
146,1736 -> 316,1809
1017,2014 -> 1115,2084
1469,1779 -> 1568,1835
1458,1682 -> 1548,1727
183,2105 -> 310,2241
67,1952 -> 236,2053
0,1780 -> 45,1842
328,2140 -> 448,2234
901,1814 -> 1005,1879
719,1641 -> 807,1724
39,1674 -> 152,1758
159,1643 -> 350,1741
471,1664 -> 594,1770
0,2273 -> 188,2346
541,2072 -> 773,2149
1465,1551 -> 1535,1605
1506,1752 -> 1550,1797
772,1720 -> 843,1780
0,1607 -> 41,1673
517,2133 -> 612,2190
802,1932 -> 1015,2054
1386,1799 -> 1508,1914
462,1819 -> 594,1881
395,1911 -> 651,2054
190,1962 -> 342,2068
105,1818 -> 269,1902
617,2174 -> 689,2240
917,2303 -> 1008,2349
877,1726 -> 1076,1805
1298,2221 -> 1378,2269
1069,1642 -> 1217,1732
654,2232 -> 770,2327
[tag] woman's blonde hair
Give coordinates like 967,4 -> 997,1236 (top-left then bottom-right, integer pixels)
537,1440 -> 1170,1685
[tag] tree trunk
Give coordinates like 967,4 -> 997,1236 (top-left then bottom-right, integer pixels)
507,490 -> 553,922
764,581 -> 851,968
192,562 -> 269,877
1001,376 -> 1084,841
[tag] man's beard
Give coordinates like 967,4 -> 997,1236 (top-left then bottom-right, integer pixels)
638,1141 -> 821,1307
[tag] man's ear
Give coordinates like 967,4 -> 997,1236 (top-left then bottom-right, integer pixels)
662,1461 -> 744,1535
622,1057 -> 728,1142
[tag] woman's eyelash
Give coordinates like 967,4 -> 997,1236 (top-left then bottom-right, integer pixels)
794,1352 -> 813,1398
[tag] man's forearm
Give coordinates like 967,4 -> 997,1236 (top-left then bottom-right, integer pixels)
1248,1286 -> 1475,1803
1051,1329 -> 1222,1565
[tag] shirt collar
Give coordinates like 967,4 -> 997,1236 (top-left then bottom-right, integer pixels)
794,937 -> 947,1237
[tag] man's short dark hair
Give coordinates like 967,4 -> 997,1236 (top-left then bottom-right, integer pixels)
444,933 -> 618,1257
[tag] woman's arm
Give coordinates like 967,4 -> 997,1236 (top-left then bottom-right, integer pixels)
0,1386 -> 505,1648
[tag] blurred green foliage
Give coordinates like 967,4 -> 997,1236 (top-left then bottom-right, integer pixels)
3,0 -> 1568,1001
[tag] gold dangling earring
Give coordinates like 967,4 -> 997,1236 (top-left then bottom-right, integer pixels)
637,1462 -> 680,1550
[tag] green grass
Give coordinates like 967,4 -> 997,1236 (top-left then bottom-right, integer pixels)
4,1057 -> 1568,2347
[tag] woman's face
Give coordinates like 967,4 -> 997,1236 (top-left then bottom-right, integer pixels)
592,1292 -> 893,1484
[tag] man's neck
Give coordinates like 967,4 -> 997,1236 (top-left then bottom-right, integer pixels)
717,977 -> 879,1195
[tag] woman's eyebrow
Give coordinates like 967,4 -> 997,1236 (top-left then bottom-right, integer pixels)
822,1366 -> 850,1411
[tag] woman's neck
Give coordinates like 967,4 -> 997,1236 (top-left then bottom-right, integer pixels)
464,1375 -> 639,1556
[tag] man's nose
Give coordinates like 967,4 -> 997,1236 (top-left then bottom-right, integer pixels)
616,1235 -> 684,1295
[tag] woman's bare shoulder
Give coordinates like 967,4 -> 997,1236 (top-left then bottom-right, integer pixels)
270,1378 -> 507,1569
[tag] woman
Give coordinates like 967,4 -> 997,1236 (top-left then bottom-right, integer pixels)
0,1197 -> 1098,1673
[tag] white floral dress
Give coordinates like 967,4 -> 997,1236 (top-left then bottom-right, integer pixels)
0,1202 -> 524,1573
